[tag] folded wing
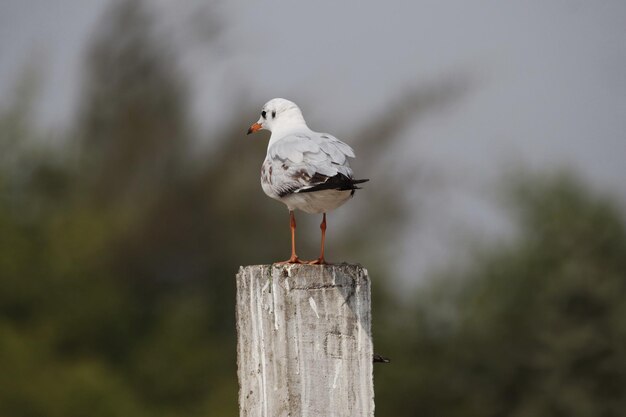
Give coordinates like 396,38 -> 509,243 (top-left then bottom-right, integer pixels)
266,133 -> 367,198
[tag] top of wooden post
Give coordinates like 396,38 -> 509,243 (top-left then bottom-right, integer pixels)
238,262 -> 368,283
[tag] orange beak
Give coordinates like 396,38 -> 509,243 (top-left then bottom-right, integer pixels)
247,122 -> 262,135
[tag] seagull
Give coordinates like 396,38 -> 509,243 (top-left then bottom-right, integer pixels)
247,98 -> 368,264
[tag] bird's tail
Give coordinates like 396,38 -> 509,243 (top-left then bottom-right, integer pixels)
350,178 -> 369,189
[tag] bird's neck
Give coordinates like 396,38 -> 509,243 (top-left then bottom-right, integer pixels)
268,118 -> 310,147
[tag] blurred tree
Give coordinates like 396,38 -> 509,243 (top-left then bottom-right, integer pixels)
77,0 -> 189,204
375,173 -> 626,417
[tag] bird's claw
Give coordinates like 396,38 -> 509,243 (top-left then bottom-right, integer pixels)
305,258 -> 327,265
275,256 -> 303,265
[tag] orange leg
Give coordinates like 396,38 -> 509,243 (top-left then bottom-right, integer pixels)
308,213 -> 327,265
276,211 -> 302,264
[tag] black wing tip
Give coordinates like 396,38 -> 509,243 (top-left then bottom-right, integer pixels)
297,174 -> 369,194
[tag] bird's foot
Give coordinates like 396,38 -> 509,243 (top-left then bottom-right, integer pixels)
305,257 -> 327,265
275,256 -> 303,265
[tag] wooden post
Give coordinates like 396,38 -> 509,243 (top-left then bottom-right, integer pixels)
236,264 -> 374,417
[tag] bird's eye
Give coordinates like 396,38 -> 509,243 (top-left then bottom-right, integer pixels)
272,111 -> 276,118
261,110 -> 266,119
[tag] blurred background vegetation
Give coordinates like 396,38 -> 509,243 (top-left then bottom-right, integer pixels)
1,1 -> 625,416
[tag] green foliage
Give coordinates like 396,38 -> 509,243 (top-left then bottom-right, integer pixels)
375,174 -> 626,417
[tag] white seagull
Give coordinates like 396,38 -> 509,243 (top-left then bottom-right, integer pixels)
247,98 -> 368,264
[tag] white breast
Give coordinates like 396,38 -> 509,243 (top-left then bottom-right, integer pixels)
280,189 -> 354,213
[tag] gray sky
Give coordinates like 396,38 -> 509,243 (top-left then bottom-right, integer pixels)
1,0 -> 625,286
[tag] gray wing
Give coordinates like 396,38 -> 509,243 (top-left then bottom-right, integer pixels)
265,132 -> 356,197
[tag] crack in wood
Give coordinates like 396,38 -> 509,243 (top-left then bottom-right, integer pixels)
290,284 -> 349,290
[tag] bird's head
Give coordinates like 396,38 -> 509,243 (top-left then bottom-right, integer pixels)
247,98 -> 306,135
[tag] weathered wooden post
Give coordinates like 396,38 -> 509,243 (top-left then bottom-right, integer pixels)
236,263 -> 374,417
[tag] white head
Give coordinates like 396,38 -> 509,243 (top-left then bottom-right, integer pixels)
247,98 -> 307,135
